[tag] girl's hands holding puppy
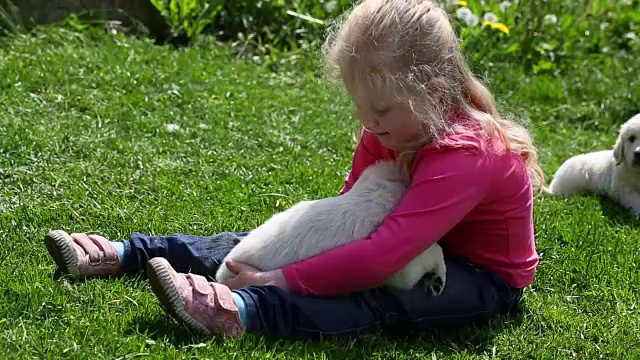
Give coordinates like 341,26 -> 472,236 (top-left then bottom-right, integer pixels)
223,260 -> 289,292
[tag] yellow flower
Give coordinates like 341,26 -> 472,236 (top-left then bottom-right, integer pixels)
458,0 -> 468,6
482,21 -> 510,34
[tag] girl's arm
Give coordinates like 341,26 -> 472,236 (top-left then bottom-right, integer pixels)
281,148 -> 495,296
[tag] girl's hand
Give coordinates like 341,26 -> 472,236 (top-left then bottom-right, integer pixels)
224,260 -> 290,292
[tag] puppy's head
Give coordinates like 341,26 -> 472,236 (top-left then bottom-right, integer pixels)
613,113 -> 640,168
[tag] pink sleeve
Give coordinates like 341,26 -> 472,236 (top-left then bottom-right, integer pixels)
340,129 -> 390,194
281,148 -> 494,296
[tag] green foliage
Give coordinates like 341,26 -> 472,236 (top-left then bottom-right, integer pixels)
143,0 -> 640,74
448,0 -> 640,73
150,0 -> 224,41
147,0 -> 353,66
0,0 -> 24,36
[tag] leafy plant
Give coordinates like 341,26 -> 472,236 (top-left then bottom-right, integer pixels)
149,0 -> 224,42
446,0 -> 639,74
0,0 -> 25,36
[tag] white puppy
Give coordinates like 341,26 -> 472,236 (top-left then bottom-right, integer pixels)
215,160 -> 446,294
545,113 -> 640,217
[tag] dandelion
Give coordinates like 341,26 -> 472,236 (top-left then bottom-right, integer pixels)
455,6 -> 473,22
543,14 -> 558,25
323,0 -> 338,13
499,1 -> 512,12
483,21 -> 510,34
166,123 -> 180,132
483,12 -> 499,23
458,0 -> 468,6
467,14 -> 480,27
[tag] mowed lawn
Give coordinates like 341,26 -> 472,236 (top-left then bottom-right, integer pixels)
0,27 -> 639,359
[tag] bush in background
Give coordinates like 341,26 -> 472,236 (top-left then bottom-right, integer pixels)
449,0 -> 640,73
145,0 -> 639,73
2,0 -> 637,73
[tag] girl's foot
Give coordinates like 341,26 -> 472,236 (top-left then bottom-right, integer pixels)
146,257 -> 245,338
44,230 -> 121,279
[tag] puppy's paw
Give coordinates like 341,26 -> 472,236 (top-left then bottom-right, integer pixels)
422,271 -> 445,296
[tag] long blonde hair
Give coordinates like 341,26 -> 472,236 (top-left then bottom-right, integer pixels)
322,0 -> 544,191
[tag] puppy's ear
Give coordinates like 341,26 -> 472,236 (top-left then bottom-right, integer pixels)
613,133 -> 624,166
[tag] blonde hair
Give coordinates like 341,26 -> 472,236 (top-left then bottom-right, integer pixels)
322,0 -> 544,191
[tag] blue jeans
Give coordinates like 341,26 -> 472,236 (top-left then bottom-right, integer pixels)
120,232 -> 524,339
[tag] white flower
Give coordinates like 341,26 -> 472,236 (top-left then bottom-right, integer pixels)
499,1 -> 512,12
543,14 -> 558,25
624,31 -> 637,41
466,14 -> 480,27
166,123 -> 180,132
456,7 -> 473,22
323,0 -> 338,13
483,12 -> 499,23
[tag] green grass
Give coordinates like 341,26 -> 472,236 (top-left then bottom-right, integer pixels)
1,26 -> 640,359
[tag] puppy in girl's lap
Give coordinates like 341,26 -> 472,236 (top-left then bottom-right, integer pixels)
215,160 -> 446,294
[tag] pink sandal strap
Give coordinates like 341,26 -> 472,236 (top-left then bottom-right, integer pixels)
186,275 -> 237,311
182,273 -> 244,337
68,233 -> 118,265
187,273 -> 213,295
71,233 -> 102,264
88,234 -> 118,264
210,283 -> 239,312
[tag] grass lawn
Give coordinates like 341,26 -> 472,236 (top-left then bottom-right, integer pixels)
0,27 -> 639,359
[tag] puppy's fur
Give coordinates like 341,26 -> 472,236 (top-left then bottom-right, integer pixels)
545,113 -> 640,217
215,160 -> 446,293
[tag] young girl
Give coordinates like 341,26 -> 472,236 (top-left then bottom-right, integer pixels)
44,0 -> 542,340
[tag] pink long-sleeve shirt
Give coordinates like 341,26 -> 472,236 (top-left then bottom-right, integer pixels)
281,122 -> 539,296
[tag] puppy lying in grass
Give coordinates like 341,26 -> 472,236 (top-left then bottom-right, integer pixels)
545,113 -> 640,217
215,160 -> 447,294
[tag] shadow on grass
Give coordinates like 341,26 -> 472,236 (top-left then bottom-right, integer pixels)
598,195 -> 639,226
128,300 -> 527,357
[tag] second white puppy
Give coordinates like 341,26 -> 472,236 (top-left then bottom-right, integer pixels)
545,113 -> 640,217
215,160 -> 446,294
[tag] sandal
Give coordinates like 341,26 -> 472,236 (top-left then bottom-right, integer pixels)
44,230 -> 121,279
146,257 -> 245,338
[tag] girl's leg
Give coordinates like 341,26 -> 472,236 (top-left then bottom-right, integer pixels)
238,256 -> 523,338
44,230 -> 247,280
121,231 -> 247,275
145,255 -> 523,340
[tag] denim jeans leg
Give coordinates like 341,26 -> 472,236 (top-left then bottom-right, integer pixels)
390,257 -> 523,331
119,231 -> 248,276
233,256 -> 523,340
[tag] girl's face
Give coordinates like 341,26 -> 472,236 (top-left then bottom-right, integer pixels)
352,90 -> 423,151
